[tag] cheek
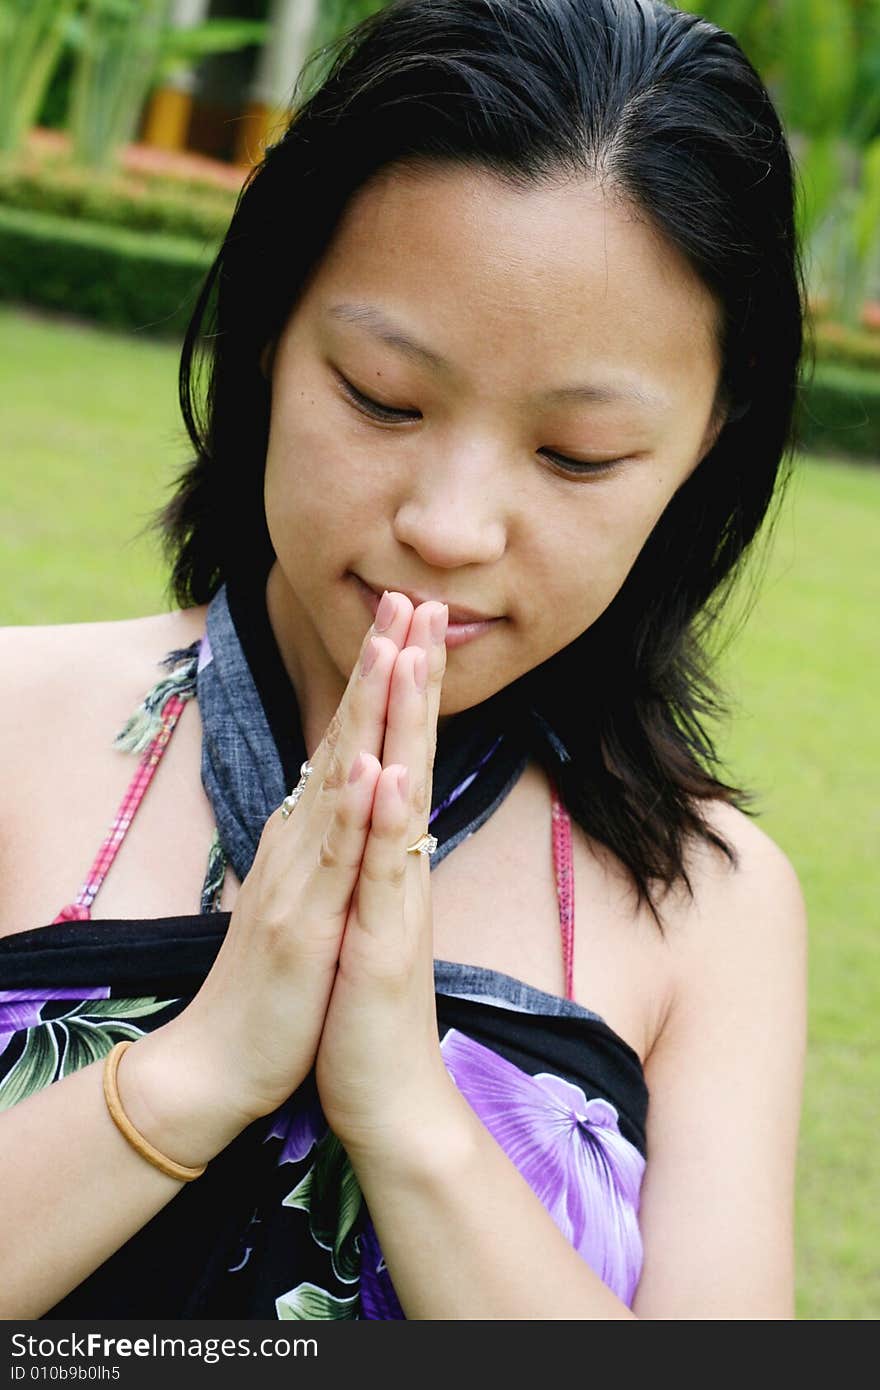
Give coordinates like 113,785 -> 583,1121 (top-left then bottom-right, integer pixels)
527,478 -> 672,640
263,401 -> 378,556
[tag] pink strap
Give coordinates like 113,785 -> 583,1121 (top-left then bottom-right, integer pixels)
550,780 -> 576,1000
52,695 -> 189,923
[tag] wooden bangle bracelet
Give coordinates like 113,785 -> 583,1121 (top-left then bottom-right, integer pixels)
102,1040 -> 207,1183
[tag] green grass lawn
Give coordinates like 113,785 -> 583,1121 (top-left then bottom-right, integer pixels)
1,304 -> 182,623
2,303 -> 878,1319
711,454 -> 879,1321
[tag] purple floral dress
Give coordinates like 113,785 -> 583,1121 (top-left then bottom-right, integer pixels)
0,937 -> 647,1318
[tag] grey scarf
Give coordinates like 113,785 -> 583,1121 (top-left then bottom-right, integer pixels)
195,578 -> 547,886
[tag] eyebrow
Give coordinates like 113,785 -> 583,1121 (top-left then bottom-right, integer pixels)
326,300 -> 669,409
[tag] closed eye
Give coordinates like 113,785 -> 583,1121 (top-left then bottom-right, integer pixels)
336,372 -> 416,422
335,371 -> 628,478
537,449 -> 628,477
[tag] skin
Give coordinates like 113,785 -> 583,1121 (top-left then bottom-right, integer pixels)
262,160 -> 727,757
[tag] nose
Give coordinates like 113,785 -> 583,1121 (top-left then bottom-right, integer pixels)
391,446 -> 507,571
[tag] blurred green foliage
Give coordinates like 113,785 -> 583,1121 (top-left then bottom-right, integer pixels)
0,0 -> 266,169
0,0 -> 80,155
66,0 -> 267,171
310,0 -> 387,50
689,1 -> 880,323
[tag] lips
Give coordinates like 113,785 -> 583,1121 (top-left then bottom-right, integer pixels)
351,574 -> 502,649
358,578 -> 499,625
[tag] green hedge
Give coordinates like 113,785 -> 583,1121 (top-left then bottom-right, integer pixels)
0,205 -> 878,459
795,363 -> 880,460
0,205 -> 214,338
0,160 -> 237,243
810,321 -> 880,373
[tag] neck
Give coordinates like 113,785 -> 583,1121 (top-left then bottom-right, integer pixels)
264,562 -> 341,759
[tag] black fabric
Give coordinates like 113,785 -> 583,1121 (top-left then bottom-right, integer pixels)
0,913 -> 647,1320
0,915 -> 647,1153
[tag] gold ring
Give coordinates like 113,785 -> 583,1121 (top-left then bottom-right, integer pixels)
405,832 -> 438,855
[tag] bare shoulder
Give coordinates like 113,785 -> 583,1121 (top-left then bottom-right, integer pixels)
0,607 -> 207,700
0,607 -> 208,795
669,797 -> 808,966
631,798 -> 808,1317
0,605 -> 208,664
0,606 -> 213,935
656,795 -> 809,1037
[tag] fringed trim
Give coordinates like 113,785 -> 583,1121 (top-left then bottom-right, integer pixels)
200,827 -> 228,914
113,641 -> 201,756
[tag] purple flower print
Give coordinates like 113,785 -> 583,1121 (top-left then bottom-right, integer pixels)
0,987 -> 109,1059
440,1029 -> 646,1306
358,1218 -> 404,1320
264,1075 -> 327,1165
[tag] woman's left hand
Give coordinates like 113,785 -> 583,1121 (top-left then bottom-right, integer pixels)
314,599 -> 461,1162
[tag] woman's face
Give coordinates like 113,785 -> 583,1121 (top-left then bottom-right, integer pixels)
263,162 -> 725,731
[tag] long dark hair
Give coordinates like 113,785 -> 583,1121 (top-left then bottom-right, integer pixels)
154,0 -> 810,929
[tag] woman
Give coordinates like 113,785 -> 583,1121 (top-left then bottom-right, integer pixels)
0,0 -> 808,1319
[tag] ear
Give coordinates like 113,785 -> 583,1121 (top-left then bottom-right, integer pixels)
259,338 -> 277,381
677,401 -> 728,493
702,409 -> 726,458
698,388 -> 734,463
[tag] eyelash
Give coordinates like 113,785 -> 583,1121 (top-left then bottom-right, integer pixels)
335,373 -> 626,478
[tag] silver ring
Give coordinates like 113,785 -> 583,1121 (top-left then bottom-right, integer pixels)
405,832 -> 438,855
280,760 -> 314,819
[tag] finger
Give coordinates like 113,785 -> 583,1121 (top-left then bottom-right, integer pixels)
380,607 -> 447,853
254,749 -> 382,979
418,603 -> 448,785
400,601 -> 447,771
298,750 -> 383,930
367,588 -> 416,654
350,763 -> 412,944
308,589 -> 415,784
268,592 -> 415,839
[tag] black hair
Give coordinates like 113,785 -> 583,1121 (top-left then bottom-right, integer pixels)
154,0 -> 811,930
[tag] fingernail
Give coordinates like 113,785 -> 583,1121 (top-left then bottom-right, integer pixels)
430,605 -> 449,645
374,590 -> 395,632
396,767 -> 409,800
348,751 -> 365,784
360,636 -> 379,678
413,650 -> 428,692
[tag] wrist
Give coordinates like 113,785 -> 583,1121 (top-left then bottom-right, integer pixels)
116,1023 -> 253,1172
345,1078 -> 479,1188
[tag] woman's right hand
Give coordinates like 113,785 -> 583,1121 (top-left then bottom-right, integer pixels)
132,590 -> 440,1149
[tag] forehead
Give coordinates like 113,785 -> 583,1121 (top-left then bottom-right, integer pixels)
296,162 -> 721,395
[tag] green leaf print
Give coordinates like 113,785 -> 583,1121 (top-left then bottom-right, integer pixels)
276,1282 -> 359,1320
0,997 -> 178,1109
282,1164 -> 314,1214
281,1129 -> 363,1285
0,1023 -> 59,1110
58,996 -> 178,1021
54,999 -> 174,1079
